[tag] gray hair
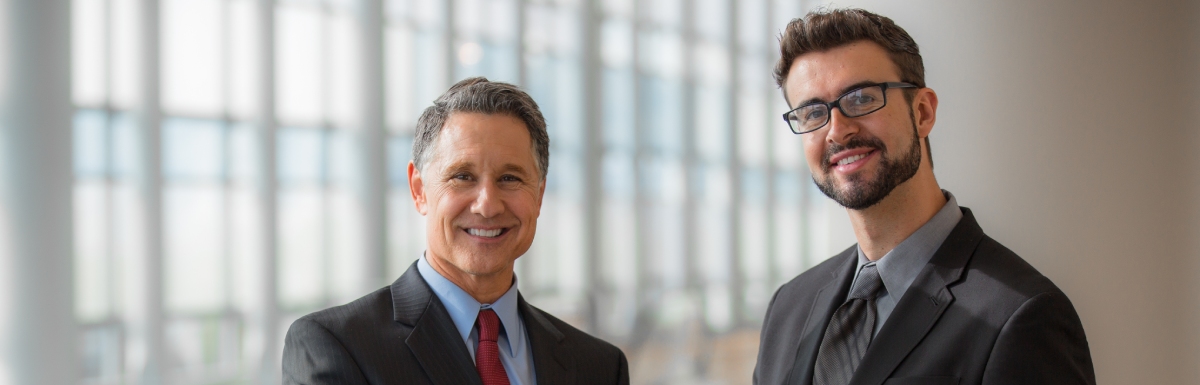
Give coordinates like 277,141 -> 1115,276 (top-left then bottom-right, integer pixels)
412,77 -> 550,180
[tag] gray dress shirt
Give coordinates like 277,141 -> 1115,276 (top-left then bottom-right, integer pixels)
849,190 -> 963,336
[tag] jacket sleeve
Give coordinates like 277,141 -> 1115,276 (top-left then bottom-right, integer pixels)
981,291 -> 1096,385
753,285 -> 785,385
282,317 -> 370,385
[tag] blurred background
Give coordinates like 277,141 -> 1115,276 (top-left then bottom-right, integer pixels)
0,0 -> 1197,384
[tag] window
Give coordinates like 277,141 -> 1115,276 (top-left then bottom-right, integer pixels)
72,0 -> 819,382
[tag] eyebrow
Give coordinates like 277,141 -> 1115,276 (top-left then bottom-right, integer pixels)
796,80 -> 882,107
443,161 -> 532,177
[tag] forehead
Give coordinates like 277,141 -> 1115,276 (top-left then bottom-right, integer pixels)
431,112 -> 536,167
783,41 -> 902,107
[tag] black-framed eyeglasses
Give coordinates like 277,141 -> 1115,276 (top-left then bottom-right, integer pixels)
782,82 -> 919,134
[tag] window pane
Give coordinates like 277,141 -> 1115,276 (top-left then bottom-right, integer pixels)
111,112 -> 140,178
772,102 -> 803,166
737,0 -> 766,51
600,19 -> 633,69
72,0 -> 107,106
229,187 -> 262,312
162,0 -> 223,115
739,169 -> 769,320
163,118 -> 224,181
777,169 -> 806,277
413,28 -> 447,109
75,181 -> 111,321
111,0 -> 142,109
641,76 -> 683,155
276,4 -> 324,125
737,91 -> 768,167
385,26 -> 415,131
164,184 -> 226,313
329,189 -> 365,302
228,123 -> 257,184
601,68 -> 634,150
74,109 -> 108,177
278,188 -> 326,308
694,0 -> 728,41
387,135 -> 421,278
388,189 -> 423,279
80,325 -> 123,381
229,0 -> 261,119
277,127 -> 325,185
165,316 -> 242,375
695,85 -> 730,161
329,14 -> 361,127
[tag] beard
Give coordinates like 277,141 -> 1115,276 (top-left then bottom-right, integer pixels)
813,122 -> 922,210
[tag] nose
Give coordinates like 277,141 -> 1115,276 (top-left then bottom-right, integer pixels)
824,108 -> 859,146
470,180 -> 504,218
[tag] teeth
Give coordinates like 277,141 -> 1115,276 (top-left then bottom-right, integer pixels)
468,228 -> 502,238
837,153 -> 867,166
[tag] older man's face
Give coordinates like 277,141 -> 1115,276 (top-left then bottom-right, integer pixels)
409,112 -> 545,282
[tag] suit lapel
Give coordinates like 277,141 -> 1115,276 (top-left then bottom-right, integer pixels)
787,247 -> 858,385
392,262 -> 484,385
849,208 -> 985,385
519,294 -> 575,385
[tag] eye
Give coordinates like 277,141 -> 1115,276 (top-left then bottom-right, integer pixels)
499,174 -> 523,183
451,172 -> 473,181
844,92 -> 876,106
802,107 -> 827,122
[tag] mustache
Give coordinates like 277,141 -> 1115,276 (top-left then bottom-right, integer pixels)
822,136 -> 887,171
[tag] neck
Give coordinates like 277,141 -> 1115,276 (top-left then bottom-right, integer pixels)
426,255 -> 514,304
847,169 -> 945,261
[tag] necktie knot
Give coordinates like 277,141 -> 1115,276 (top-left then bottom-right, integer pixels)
849,264 -> 884,301
477,309 -> 500,342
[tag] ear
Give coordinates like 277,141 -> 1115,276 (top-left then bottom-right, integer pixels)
408,161 -> 429,215
534,178 -> 547,217
912,87 -> 939,139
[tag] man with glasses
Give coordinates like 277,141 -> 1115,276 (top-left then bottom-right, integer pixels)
753,9 -> 1094,385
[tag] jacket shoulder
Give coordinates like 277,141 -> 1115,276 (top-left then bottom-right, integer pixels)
528,305 -> 625,357
964,235 -> 1067,300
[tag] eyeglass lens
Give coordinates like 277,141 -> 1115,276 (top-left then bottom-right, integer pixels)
787,85 -> 888,133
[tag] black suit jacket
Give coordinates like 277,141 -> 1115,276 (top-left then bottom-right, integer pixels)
283,262 -> 630,385
754,208 -> 1095,385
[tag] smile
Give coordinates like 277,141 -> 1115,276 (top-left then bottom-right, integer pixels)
465,228 -> 508,238
837,153 -> 869,166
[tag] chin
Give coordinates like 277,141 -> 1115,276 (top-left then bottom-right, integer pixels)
457,253 -> 516,276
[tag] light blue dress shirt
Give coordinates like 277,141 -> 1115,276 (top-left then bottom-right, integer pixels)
850,190 -> 963,337
417,255 -> 537,385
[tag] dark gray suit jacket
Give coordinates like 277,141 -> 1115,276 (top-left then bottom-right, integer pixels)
754,208 -> 1095,385
283,262 -> 629,385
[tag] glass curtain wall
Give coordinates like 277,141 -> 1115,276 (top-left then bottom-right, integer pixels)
72,0 -> 819,383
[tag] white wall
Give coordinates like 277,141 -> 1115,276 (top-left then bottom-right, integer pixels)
807,1 -> 1198,383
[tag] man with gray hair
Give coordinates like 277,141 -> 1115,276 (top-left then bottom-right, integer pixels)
283,77 -> 629,385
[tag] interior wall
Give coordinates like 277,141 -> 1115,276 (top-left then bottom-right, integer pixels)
1188,0 -> 1200,380
805,1 -> 1196,383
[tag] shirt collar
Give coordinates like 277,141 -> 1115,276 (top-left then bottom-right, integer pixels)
856,190 -> 963,299
417,253 -> 522,355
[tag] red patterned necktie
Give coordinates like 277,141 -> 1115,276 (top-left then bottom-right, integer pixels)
475,309 -> 510,385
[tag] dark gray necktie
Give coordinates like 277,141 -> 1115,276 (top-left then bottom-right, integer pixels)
813,264 -> 885,385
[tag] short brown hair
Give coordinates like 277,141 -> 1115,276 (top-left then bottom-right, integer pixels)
412,77 -> 550,179
774,8 -> 925,92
